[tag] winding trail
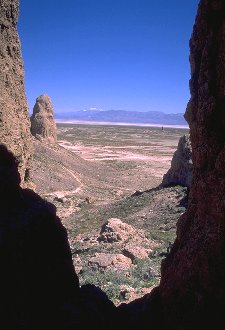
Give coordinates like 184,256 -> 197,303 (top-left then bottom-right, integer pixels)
44,164 -> 83,198
40,144 -> 83,198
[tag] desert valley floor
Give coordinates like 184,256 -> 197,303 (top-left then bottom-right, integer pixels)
32,123 -> 189,304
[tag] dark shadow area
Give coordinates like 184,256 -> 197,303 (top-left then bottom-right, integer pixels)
131,186 -> 161,198
131,184 -> 189,208
177,188 -> 189,208
0,144 -> 117,330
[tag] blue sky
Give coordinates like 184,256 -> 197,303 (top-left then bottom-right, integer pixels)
18,0 -> 199,114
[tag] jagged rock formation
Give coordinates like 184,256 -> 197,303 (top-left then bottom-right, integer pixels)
0,2 -> 116,329
119,1 -> 225,329
30,94 -> 57,143
161,134 -> 192,188
0,0 -> 33,187
160,1 -> 225,327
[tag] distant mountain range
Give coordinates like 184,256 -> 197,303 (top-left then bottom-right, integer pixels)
55,110 -> 188,126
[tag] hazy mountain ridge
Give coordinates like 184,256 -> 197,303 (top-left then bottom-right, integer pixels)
55,110 -> 187,126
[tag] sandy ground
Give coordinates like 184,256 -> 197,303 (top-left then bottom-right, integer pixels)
31,123 -> 189,216
56,123 -> 189,196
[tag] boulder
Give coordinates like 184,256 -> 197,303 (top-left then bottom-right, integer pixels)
123,245 -> 150,262
98,218 -> 136,243
88,253 -> 132,271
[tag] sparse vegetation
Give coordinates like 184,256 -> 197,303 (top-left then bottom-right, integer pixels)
79,258 -> 159,303
35,124 -> 189,304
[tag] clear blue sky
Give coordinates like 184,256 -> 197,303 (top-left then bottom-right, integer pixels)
18,0 -> 199,114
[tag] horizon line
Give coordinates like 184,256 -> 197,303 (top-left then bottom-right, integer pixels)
56,119 -> 189,129
53,109 -> 185,115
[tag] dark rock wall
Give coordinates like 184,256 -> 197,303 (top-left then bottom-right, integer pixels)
0,2 -> 117,329
0,145 -> 117,330
0,149 -> 80,329
159,0 -> 225,328
0,0 -> 33,187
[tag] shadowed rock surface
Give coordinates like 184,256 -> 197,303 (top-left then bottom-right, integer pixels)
31,94 -> 57,143
0,0 -> 32,187
0,2 -> 116,329
0,147 -> 79,329
0,1 -> 117,321
161,1 -> 225,327
161,134 -> 192,188
120,0 -> 225,328
0,145 -> 117,330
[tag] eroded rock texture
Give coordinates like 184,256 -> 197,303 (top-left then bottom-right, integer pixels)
0,2 -> 116,329
0,0 -> 33,187
161,134 -> 192,188
120,0 -> 225,328
160,0 -> 225,328
30,94 -> 57,143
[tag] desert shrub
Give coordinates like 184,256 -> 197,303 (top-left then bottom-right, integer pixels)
129,259 -> 159,288
79,259 -> 159,302
150,229 -> 176,243
79,267 -> 131,301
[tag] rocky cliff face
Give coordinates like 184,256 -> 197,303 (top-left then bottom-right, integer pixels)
30,94 -> 57,143
120,0 -> 225,328
161,134 -> 192,188
159,0 -> 225,328
0,2 -> 116,329
0,0 -> 33,187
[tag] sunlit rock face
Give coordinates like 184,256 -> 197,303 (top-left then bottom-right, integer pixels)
160,0 -> 225,328
30,94 -> 57,143
161,134 -> 192,188
0,0 -> 33,187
